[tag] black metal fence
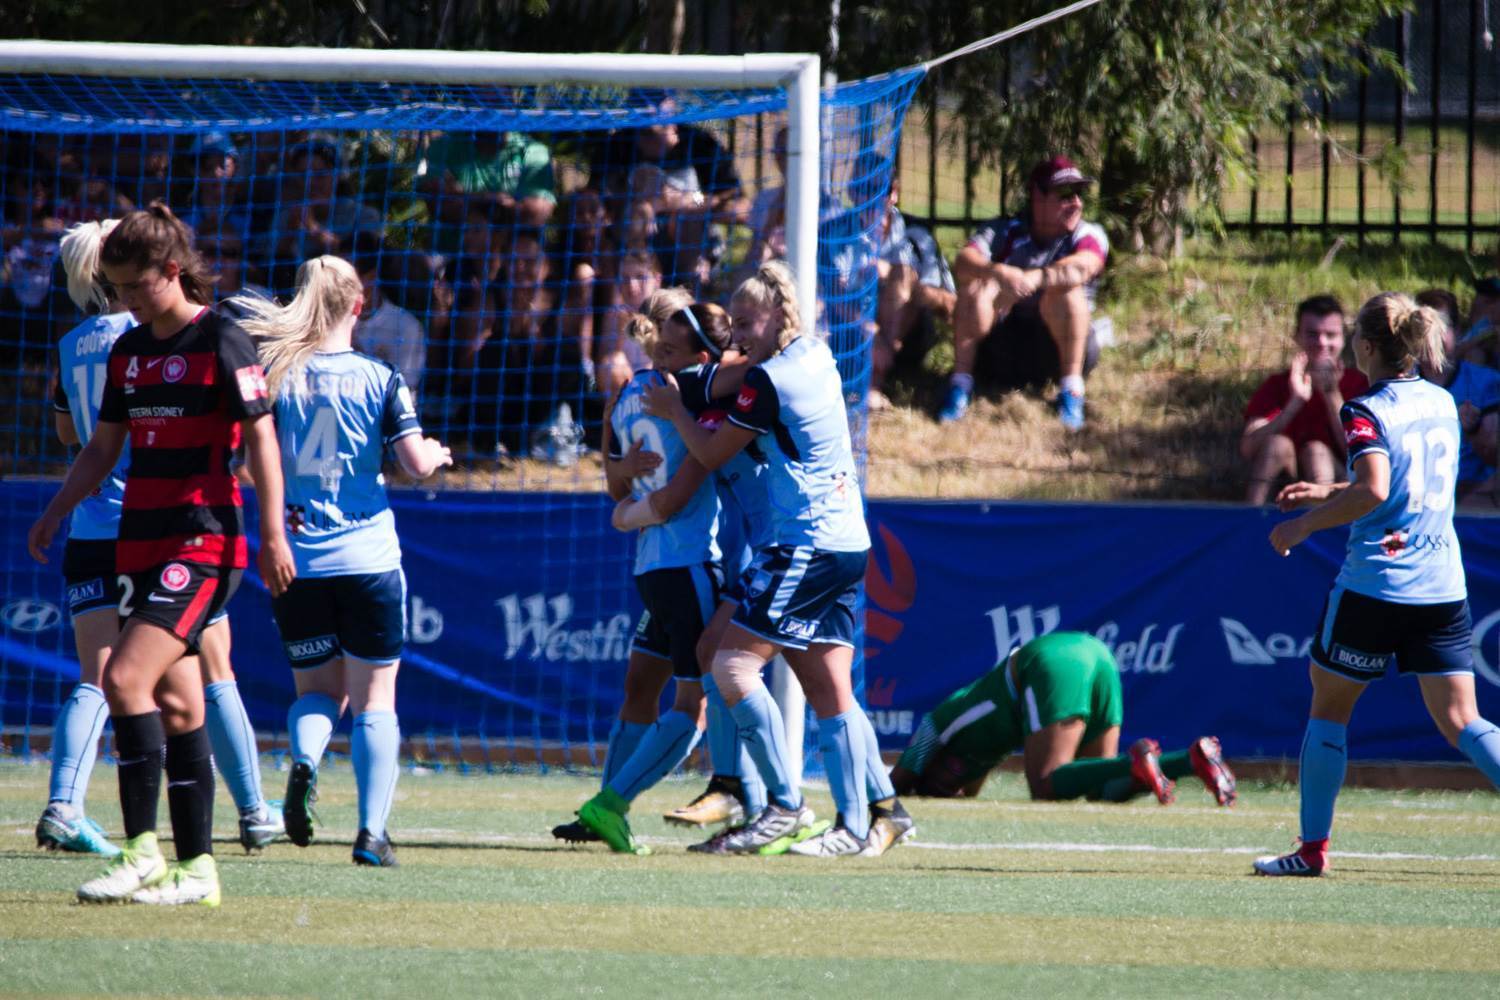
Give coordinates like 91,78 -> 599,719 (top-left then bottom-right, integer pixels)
890,2 -> 1500,252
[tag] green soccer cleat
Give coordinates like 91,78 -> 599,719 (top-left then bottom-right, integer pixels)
37,804 -> 121,857
577,789 -> 651,856
132,853 -> 221,907
77,831 -> 168,903
759,817 -> 831,856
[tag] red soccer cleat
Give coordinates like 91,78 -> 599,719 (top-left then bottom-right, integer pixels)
1189,736 -> 1238,807
1129,738 -> 1176,805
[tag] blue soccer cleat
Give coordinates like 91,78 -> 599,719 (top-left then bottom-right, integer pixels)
37,804 -> 121,857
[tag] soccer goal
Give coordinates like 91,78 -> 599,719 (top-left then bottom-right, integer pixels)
0,40 -> 922,775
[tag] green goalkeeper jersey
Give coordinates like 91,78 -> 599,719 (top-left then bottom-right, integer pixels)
906,631 -> 1125,776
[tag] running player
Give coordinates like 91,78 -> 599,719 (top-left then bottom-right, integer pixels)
231,255 -> 451,868
565,303 -> 729,854
1256,292 -> 1500,877
889,631 -> 1236,805
27,203 -> 296,906
645,260 -> 912,856
35,221 -> 284,860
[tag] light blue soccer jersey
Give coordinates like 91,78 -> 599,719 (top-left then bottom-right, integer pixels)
1337,375 -> 1467,603
726,337 -> 872,553
677,362 -> 775,554
609,369 -> 721,575
276,350 -> 422,577
54,312 -> 133,540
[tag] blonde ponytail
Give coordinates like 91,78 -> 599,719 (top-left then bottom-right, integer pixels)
1356,291 -> 1447,374
59,219 -> 120,313
731,259 -> 802,351
231,255 -> 362,401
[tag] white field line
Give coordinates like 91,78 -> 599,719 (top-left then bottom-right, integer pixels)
7,819 -> 1495,864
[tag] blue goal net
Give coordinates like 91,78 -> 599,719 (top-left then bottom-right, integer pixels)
0,61 -> 923,768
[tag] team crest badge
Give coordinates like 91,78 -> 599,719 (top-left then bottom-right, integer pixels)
160,563 -> 192,592
163,355 -> 188,383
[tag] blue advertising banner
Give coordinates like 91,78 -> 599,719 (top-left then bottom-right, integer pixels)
3,482 -> 1499,763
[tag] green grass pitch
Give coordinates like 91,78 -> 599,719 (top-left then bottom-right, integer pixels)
3,757 -> 1499,998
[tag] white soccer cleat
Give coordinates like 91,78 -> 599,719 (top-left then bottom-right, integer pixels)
77,831 -> 168,903
716,802 -> 815,854
131,854 -> 221,907
788,818 -> 869,857
1253,847 -> 1327,877
239,802 -> 285,853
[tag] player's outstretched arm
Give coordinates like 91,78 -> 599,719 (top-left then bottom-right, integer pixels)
1270,451 -> 1388,556
611,457 -> 710,532
27,420 -> 128,563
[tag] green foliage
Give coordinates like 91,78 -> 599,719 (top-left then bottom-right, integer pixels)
832,0 -> 1412,252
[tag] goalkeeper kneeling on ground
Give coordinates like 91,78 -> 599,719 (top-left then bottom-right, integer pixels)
889,631 -> 1237,806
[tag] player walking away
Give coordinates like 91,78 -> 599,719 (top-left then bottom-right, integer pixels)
35,220 -> 285,860
232,256 -> 452,868
645,261 -> 914,857
27,203 -> 296,906
1258,293 -> 1500,877
889,632 -> 1236,806
562,304 -> 729,854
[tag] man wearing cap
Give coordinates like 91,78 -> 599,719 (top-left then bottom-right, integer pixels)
940,155 -> 1109,430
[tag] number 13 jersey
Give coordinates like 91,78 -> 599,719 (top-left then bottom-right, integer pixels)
1338,375 -> 1466,603
275,350 -> 421,578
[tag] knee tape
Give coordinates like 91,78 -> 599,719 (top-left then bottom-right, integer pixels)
712,649 -> 768,702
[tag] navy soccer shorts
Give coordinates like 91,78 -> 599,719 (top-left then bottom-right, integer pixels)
732,545 -> 867,651
631,562 -> 721,680
1312,585 -> 1473,682
272,569 -> 407,669
121,561 -> 241,653
62,539 -> 122,619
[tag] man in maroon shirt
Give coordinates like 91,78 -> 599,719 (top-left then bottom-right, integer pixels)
1241,295 -> 1367,504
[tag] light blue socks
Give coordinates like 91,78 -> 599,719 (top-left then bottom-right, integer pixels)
1299,719 -> 1348,842
703,674 -> 767,815
1459,718 -> 1500,788
204,680 -> 266,815
288,692 -> 342,769
602,718 -> 651,789
48,682 -> 108,810
352,710 -> 400,838
817,710 -> 870,838
607,710 -> 702,803
730,684 -> 802,811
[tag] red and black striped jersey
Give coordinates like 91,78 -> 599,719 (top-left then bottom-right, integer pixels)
98,308 -> 271,573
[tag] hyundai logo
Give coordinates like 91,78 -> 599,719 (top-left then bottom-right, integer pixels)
1,599 -> 62,633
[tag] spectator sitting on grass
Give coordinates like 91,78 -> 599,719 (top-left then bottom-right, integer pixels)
941,155 -> 1109,431
1240,295 -> 1367,506
1418,287 -> 1500,507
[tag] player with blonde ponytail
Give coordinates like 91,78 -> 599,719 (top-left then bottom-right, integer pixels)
244,255 -> 452,868
1259,292 -> 1500,876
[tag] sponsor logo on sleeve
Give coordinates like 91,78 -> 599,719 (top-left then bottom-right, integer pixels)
734,386 -> 758,413
236,365 -> 268,401
1344,416 -> 1378,446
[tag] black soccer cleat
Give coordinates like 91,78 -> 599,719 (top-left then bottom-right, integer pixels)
282,761 -> 319,848
551,819 -> 602,844
352,828 -> 398,867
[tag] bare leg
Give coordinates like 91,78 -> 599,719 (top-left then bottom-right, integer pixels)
1298,440 -> 1338,487
1038,284 -> 1091,381
1246,433 -> 1297,505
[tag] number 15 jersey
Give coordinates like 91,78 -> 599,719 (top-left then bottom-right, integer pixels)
276,350 -> 421,578
1338,375 -> 1466,603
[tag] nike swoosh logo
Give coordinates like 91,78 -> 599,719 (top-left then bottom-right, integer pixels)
146,358 -> 162,368
166,780 -> 197,788
147,594 -> 174,603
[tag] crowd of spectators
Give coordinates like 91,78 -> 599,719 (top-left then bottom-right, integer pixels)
1241,282 -> 1500,508
6,125 -> 1495,494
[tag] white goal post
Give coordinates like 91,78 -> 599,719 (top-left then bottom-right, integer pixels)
0,39 -> 816,782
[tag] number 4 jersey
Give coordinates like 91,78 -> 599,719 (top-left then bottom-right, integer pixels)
275,350 -> 422,578
1339,375 -> 1466,603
